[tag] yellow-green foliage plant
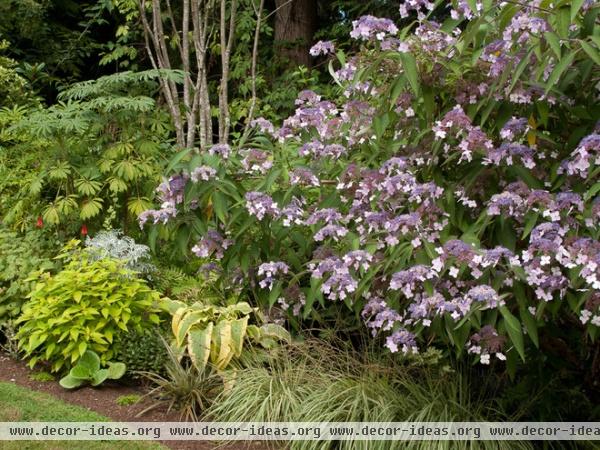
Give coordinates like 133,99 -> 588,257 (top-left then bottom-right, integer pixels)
16,244 -> 163,372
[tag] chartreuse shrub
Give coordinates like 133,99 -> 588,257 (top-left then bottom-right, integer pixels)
59,350 -> 126,389
0,228 -> 59,326
15,244 -> 164,372
142,1 -> 600,375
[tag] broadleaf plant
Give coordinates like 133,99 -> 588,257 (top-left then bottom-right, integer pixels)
59,350 -> 126,389
16,243 -> 164,372
165,299 -> 290,373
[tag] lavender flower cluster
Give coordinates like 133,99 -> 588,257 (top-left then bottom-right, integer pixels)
192,230 -> 233,260
350,16 -> 398,41
309,40 -> 335,56
138,174 -> 188,226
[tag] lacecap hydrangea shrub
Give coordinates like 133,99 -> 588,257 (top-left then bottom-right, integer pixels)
141,0 -> 600,371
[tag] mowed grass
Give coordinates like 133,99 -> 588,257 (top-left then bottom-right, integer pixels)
0,382 -> 165,450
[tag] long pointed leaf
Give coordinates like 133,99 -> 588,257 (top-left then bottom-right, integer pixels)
188,324 -> 213,373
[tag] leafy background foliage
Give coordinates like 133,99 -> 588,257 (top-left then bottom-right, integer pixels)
0,0 -> 598,429
0,228 -> 60,326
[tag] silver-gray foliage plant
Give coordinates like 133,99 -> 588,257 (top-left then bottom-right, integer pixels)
85,230 -> 155,274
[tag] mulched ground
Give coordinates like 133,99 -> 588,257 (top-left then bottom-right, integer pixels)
0,352 -> 271,450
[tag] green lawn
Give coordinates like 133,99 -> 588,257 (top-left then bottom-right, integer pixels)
0,382 -> 165,450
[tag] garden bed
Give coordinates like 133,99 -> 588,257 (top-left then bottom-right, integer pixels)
0,352 -> 267,450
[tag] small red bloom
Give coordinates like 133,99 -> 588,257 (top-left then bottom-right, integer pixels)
81,224 -> 88,236
36,216 -> 43,228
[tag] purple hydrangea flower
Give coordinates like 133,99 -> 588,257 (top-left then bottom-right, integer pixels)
290,168 -> 320,187
465,285 -> 503,309
342,250 -> 373,271
138,207 -> 177,227
245,192 -> 280,220
258,261 -> 289,290
389,265 -> 434,298
249,117 -> 276,135
399,0 -> 435,19
321,271 -> 358,300
500,117 -> 529,141
309,40 -> 335,56
280,197 -> 306,227
305,208 -> 343,225
350,16 -> 398,41
191,230 -> 233,260
241,149 -> 273,174
209,143 -> 231,159
385,329 -> 418,354
562,134 -> 600,178
190,165 -> 217,182
314,224 -> 349,241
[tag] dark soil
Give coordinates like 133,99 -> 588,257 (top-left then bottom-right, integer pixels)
0,353 -> 270,450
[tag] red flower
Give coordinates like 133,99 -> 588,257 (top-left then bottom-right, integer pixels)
36,216 -> 43,228
80,224 -> 88,236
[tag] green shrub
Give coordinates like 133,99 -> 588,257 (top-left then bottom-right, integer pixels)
0,228 -> 59,326
2,71 -> 171,234
15,246 -> 164,372
113,328 -> 169,379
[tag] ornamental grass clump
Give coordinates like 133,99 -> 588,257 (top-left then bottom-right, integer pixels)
207,339 -> 532,450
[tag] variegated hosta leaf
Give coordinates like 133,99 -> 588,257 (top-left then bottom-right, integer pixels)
211,320 -> 234,371
167,300 -> 270,373
259,323 -> 291,343
230,316 -> 249,358
246,324 -> 261,340
187,323 -> 213,373
226,302 -> 255,316
169,303 -> 187,336
162,298 -> 187,315
175,310 -> 211,347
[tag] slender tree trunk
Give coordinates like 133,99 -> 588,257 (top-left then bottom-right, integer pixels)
243,0 -> 265,138
274,0 -> 317,68
218,0 -> 238,143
